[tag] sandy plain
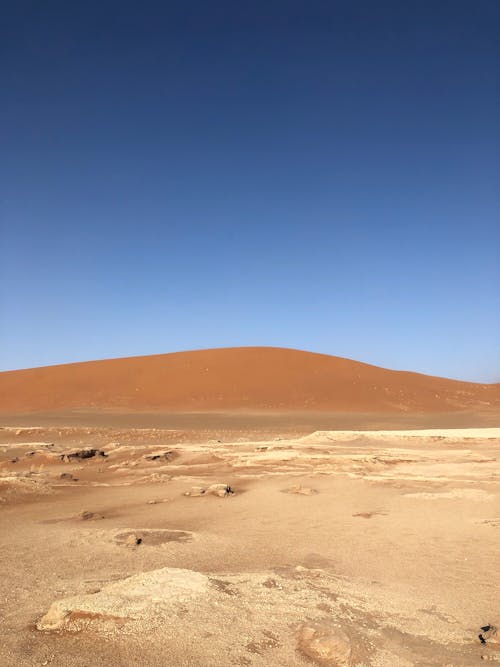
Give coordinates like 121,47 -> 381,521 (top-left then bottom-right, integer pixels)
1,415 -> 499,667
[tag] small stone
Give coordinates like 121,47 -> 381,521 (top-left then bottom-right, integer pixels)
184,486 -> 206,497
480,624 -> 499,645
207,483 -> 234,497
79,510 -> 103,520
144,451 -> 175,462
297,622 -> 351,666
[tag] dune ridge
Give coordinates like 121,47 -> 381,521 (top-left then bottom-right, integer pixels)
1,346 -> 499,413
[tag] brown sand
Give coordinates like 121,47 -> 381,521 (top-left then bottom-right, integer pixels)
1,347 -> 499,413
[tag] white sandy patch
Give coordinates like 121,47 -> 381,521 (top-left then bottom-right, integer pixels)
0,441 -> 55,448
404,488 -> 494,501
300,428 -> 500,442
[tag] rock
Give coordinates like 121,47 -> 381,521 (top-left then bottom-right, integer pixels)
184,486 -> 206,497
60,473 -> 74,480
37,567 -> 209,631
297,622 -> 351,666
480,624 -> 499,644
79,511 -> 103,521
125,534 -> 142,546
207,483 -> 234,497
144,451 -> 176,462
61,449 -> 107,462
185,484 -> 234,497
37,605 -> 72,631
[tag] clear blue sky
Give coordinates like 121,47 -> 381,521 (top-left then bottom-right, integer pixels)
1,1 -> 499,381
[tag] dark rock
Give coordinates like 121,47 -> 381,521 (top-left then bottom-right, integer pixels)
79,511 -> 103,520
479,624 -> 498,645
144,450 -> 177,462
61,449 -> 107,462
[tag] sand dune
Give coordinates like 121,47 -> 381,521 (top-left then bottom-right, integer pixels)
1,347 -> 499,414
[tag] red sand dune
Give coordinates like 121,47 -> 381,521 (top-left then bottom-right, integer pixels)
0,347 -> 499,413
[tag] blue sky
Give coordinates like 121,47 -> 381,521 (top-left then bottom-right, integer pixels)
1,1 -> 499,381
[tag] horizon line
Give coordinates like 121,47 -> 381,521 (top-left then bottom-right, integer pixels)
1,345 -> 499,386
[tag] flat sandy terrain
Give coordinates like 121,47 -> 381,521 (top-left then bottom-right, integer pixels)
1,416 -> 499,666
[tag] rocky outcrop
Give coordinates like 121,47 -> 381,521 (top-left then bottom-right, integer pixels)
61,448 -> 107,462
184,483 -> 234,498
297,622 -> 351,666
37,567 -> 209,631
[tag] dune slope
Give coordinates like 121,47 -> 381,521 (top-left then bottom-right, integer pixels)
0,347 -> 499,413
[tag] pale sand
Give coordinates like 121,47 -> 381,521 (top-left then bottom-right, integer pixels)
0,425 -> 499,666
300,428 -> 500,439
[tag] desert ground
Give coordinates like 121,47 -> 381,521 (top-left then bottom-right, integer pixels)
1,349 -> 499,666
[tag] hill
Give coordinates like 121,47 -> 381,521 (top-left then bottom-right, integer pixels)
0,347 -> 499,413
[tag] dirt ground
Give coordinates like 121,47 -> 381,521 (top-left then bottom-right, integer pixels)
1,411 -> 499,666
